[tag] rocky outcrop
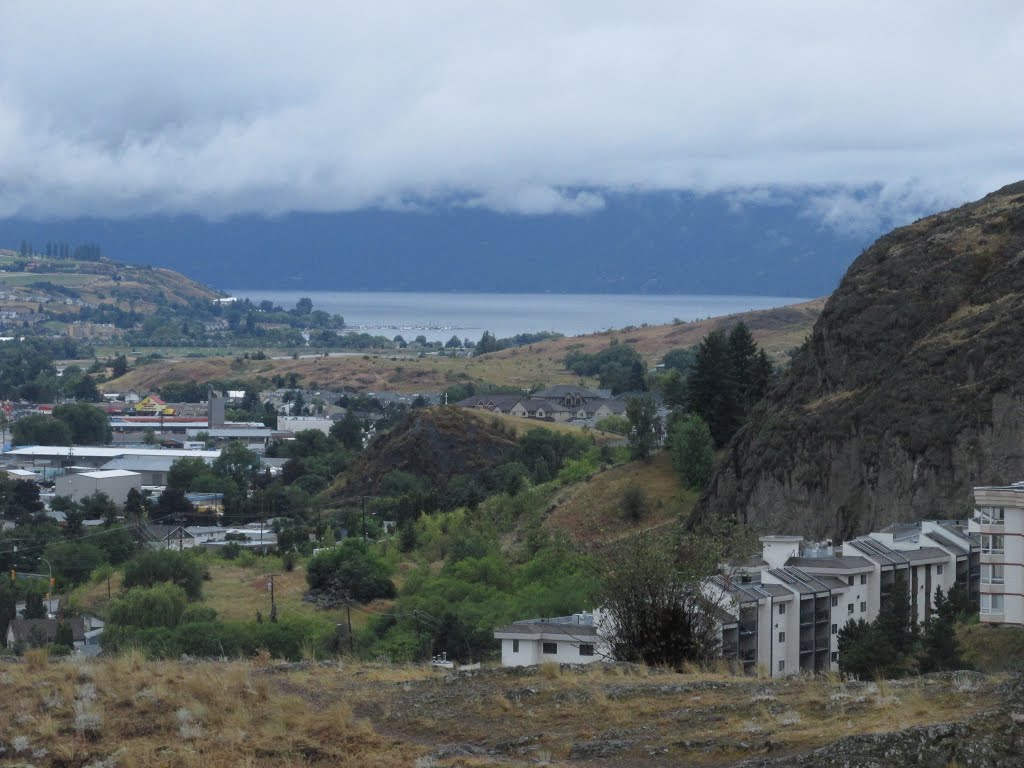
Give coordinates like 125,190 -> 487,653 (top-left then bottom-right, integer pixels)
336,406 -> 518,497
694,182 -> 1024,539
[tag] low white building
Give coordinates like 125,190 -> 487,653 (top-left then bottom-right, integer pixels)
54,469 -> 142,507
494,613 -> 611,667
278,416 -> 335,435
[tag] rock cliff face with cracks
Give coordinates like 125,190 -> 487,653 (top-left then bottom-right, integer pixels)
694,182 -> 1024,540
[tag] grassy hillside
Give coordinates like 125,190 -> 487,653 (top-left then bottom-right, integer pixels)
0,655 -> 1011,767
545,450 -> 695,545
104,298 -> 823,394
0,249 -> 219,313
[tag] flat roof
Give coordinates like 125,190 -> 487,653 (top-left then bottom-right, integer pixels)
74,469 -> 141,480
786,555 -> 874,571
5,446 -> 221,459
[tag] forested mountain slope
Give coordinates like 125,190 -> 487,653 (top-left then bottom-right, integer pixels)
694,182 -> 1024,539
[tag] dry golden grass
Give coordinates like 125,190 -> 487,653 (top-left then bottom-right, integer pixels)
544,450 -> 696,545
0,658 -> 1000,767
102,298 -> 823,394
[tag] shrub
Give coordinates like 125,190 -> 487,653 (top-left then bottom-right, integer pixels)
107,584 -> 189,628
306,539 -> 396,603
122,550 -> 204,600
620,485 -> 649,521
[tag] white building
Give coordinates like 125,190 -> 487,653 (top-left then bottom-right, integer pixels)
494,613 -> 611,667
54,469 -> 142,507
708,520 -> 975,678
970,483 -> 1024,626
278,416 -> 335,435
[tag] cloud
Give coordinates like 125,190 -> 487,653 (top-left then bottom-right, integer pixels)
1,1 -> 1023,227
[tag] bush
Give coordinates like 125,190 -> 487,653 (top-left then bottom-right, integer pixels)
107,584 -> 189,628
620,485 -> 649,521
306,539 -> 396,603
122,550 -> 204,600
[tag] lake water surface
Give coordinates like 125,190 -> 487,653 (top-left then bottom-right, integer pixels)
229,291 -> 809,343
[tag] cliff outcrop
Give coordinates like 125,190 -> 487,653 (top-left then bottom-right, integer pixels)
694,182 -> 1024,539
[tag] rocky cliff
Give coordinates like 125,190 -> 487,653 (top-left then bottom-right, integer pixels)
694,182 -> 1024,539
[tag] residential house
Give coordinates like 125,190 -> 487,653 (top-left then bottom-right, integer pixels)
6,617 -> 85,650
494,613 -> 611,667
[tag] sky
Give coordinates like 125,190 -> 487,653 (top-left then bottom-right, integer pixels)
1,1 -> 1022,232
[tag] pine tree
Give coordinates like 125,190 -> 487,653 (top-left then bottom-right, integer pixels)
688,330 -> 741,447
920,586 -> 962,672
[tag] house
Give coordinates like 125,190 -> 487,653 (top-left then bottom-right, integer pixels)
494,613 -> 611,667
6,617 -> 85,650
277,415 -> 335,435
142,524 -> 198,550
455,394 -> 523,415
969,483 -> 1024,626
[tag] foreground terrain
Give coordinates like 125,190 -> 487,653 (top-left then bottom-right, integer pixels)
0,656 -> 1019,767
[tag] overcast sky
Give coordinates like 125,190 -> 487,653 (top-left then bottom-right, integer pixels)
1,2 -> 1022,230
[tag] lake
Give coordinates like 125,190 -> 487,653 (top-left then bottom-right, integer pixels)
228,291 -> 810,343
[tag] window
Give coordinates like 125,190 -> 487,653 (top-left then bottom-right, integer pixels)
979,506 -> 1006,525
542,642 -> 557,654
512,640 -> 519,653
778,632 -> 785,643
831,624 -> 837,635
848,576 -> 855,586
778,661 -> 785,672
579,644 -> 594,657
936,564 -> 943,575
831,652 -> 839,663
981,594 -> 1005,615
778,603 -> 786,615
982,563 -> 1005,585
860,602 -> 867,613
848,604 -> 854,615
860,574 -> 867,585
982,534 -> 1005,554
831,595 -> 839,607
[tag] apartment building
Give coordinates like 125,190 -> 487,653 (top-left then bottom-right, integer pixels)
969,483 -> 1024,626
712,520 -> 974,677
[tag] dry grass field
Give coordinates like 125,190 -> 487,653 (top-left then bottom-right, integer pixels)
0,654 -> 1005,767
102,298 -> 824,395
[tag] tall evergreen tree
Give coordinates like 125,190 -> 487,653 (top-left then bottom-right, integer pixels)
688,329 -> 740,448
920,586 -> 962,672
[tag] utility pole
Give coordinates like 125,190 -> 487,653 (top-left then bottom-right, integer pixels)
361,497 -> 366,540
268,574 -> 278,623
345,596 -> 353,654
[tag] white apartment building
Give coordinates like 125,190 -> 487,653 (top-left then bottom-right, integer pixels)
970,483 -> 1024,626
712,520 -> 975,678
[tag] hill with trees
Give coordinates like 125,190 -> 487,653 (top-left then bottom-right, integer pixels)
694,181 -> 1024,539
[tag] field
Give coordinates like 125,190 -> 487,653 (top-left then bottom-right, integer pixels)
0,654 -> 1011,767
102,298 -> 824,394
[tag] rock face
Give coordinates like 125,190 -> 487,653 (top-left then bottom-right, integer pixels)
694,182 -> 1024,539
337,406 -> 517,497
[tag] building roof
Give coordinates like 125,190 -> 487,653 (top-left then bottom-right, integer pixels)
786,555 -> 874,571
845,537 -> 911,567
5,446 -> 221,460
923,529 -> 969,557
493,622 -> 600,639
531,385 -> 609,400
902,547 -> 951,563
765,567 -> 834,594
102,456 -> 189,473
185,428 -> 273,438
7,617 -> 85,644
73,469 -> 141,480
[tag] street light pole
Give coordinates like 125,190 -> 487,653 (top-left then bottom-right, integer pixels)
39,557 -> 53,613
